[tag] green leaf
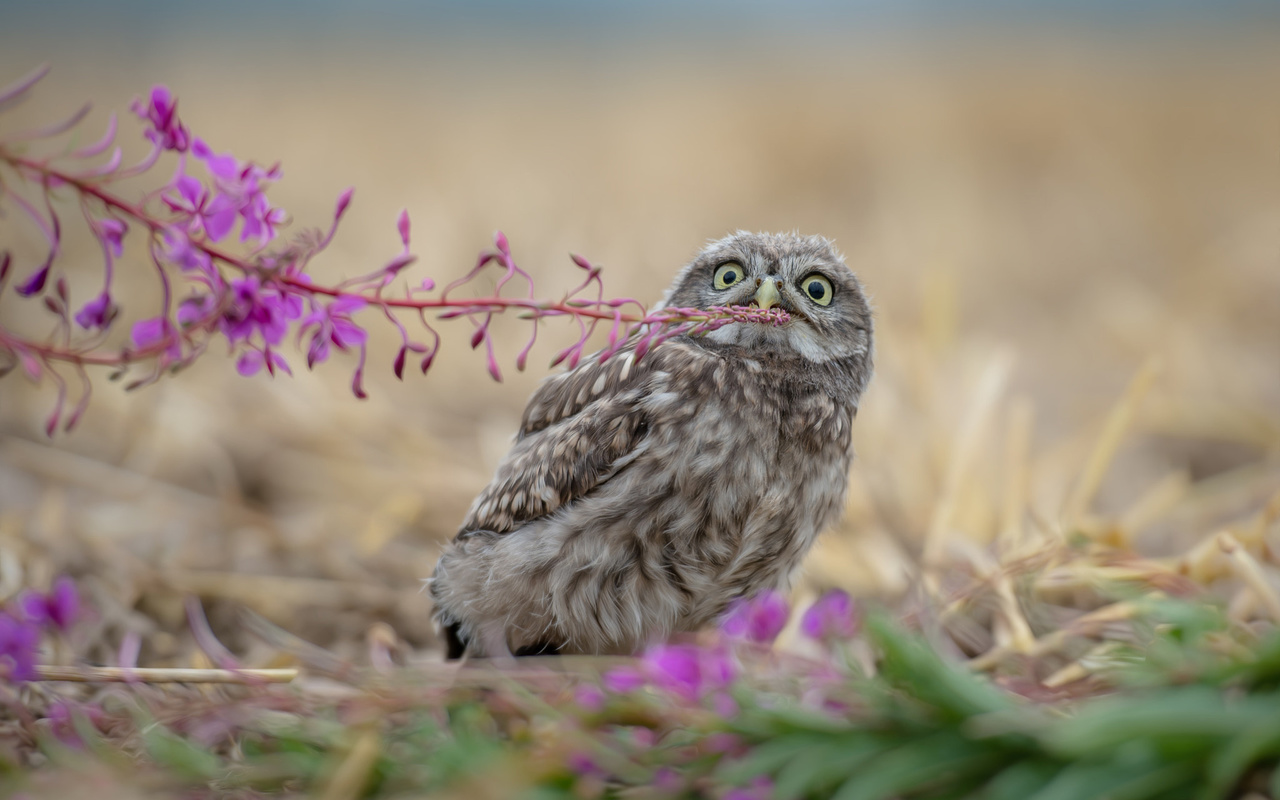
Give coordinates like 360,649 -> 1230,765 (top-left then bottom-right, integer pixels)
1047,688 -> 1280,759
143,728 -> 223,783
1026,760 -> 1196,800
719,734 -> 833,784
866,612 -> 1013,721
980,760 -> 1065,800
1200,714 -> 1280,800
831,731 -> 1002,800
772,735 -> 884,799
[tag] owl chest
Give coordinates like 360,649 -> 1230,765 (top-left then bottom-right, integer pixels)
647,374 -> 853,558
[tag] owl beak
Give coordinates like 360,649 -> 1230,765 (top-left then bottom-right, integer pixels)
751,278 -> 782,310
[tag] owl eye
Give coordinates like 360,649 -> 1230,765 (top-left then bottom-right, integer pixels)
713,262 -> 745,290
801,274 -> 834,306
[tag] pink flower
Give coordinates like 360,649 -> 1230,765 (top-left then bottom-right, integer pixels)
721,590 -> 790,645
21,576 -> 79,631
643,642 -> 737,702
724,776 -> 774,800
191,139 -> 286,244
130,317 -> 183,364
800,590 -> 861,641
95,218 -> 126,258
219,276 -> 303,347
161,228 -> 215,278
131,85 -> 189,152
239,191 -> 286,244
162,175 -> 237,242
299,296 -> 367,368
236,348 -> 292,378
602,666 -> 645,693
176,294 -> 217,328
0,611 -> 39,681
73,291 -> 116,330
14,263 -> 51,297
574,683 -> 606,712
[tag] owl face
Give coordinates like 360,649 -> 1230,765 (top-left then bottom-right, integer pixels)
662,232 -> 873,365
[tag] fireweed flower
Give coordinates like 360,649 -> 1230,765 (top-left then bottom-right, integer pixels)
131,85 -> 189,152
0,611 -> 39,682
601,641 -> 738,703
21,575 -> 80,631
646,642 -> 737,702
163,175 -> 238,242
602,666 -> 646,693
192,138 -> 286,244
219,276 -> 303,347
177,293 -> 218,328
161,228 -> 216,277
73,291 -> 116,330
236,347 -> 292,377
724,776 -> 775,800
299,296 -> 368,368
130,316 -> 183,365
800,589 -> 861,642
573,683 -> 606,712
96,218 -> 126,258
720,590 -> 790,645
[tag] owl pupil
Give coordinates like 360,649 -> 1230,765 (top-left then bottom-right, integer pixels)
725,270 -> 738,283
808,281 -> 825,299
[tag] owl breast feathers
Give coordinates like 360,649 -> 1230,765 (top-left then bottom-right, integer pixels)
429,231 -> 874,658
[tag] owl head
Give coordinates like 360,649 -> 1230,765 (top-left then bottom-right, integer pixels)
662,231 -> 873,372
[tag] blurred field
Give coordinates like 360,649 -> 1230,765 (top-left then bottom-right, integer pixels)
0,27 -> 1278,673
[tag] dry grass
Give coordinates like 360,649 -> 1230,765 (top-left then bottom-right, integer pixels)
0,30 -> 1277,686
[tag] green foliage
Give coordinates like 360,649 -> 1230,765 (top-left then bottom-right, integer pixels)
5,603 -> 1280,799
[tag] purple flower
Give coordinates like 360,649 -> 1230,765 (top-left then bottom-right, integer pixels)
239,191 -> 286,244
235,348 -> 292,378
22,577 -> 80,632
653,768 -> 683,793
0,611 -> 39,682
95,218 -> 126,258
192,138 -> 238,180
643,642 -> 737,702
725,776 -> 774,800
14,263 -> 51,297
219,276 -> 303,347
48,701 -> 106,749
800,590 -> 861,641
299,296 -> 367,368
131,86 -> 189,152
574,683 -> 605,712
191,139 -> 286,245
645,643 -> 702,700
602,666 -> 645,693
163,175 -> 237,242
131,317 -> 183,364
177,293 -> 217,328
74,291 -> 116,330
161,228 -> 215,277
566,752 -> 599,777
720,590 -> 790,645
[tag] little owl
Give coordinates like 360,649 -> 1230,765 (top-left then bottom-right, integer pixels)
430,232 -> 874,658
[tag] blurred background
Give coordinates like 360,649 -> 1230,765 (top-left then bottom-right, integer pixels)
1,2 -> 1277,666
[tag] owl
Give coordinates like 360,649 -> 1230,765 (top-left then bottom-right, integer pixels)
429,232 -> 874,658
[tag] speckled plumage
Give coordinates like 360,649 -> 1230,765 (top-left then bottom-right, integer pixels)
429,232 -> 874,657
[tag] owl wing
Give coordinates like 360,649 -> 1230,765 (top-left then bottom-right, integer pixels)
458,343 -> 670,537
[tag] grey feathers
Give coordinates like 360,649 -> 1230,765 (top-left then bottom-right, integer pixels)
430,232 -> 874,657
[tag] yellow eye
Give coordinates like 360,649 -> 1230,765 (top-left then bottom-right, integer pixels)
713,262 -> 745,290
801,274 -> 834,306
